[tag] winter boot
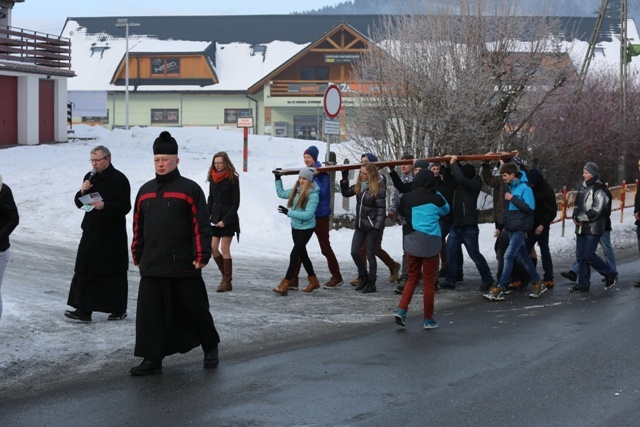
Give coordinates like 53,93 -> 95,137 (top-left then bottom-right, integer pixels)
217,259 -> 233,292
303,275 -> 320,293
273,278 -> 290,296
362,276 -> 377,294
355,273 -> 369,291
213,254 -> 225,287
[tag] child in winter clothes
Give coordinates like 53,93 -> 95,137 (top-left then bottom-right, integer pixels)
273,167 -> 320,295
340,162 -> 387,294
394,169 -> 449,329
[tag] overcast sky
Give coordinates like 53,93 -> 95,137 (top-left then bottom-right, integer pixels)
10,0 -> 342,35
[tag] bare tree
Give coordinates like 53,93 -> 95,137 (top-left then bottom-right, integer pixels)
345,0 -> 573,161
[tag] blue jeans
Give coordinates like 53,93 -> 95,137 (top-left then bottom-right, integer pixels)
570,231 -> 616,274
498,231 -> 540,287
526,225 -> 553,281
440,220 -> 463,277
576,233 -> 616,288
445,225 -> 494,286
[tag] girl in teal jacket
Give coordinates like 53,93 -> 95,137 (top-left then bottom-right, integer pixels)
273,167 -> 320,295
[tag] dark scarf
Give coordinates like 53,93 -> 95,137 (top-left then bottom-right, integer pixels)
156,168 -> 180,183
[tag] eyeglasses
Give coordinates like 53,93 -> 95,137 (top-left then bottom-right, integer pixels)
90,157 -> 107,163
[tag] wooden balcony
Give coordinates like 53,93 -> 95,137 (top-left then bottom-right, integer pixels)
0,26 -> 71,69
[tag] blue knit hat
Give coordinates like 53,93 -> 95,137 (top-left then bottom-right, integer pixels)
304,146 -> 319,162
363,153 -> 378,162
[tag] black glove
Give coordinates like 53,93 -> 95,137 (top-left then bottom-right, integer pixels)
278,205 -> 289,215
273,168 -> 283,180
513,156 -> 523,167
341,170 -> 349,181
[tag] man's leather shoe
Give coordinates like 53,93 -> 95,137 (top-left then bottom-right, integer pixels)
130,358 -> 162,376
64,309 -> 92,322
108,312 -> 127,321
203,346 -> 219,369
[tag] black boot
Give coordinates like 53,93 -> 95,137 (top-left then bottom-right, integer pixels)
204,345 -> 219,369
355,272 -> 368,291
362,277 -> 377,294
130,358 -> 162,376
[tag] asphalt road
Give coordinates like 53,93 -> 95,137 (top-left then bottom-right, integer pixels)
2,259 -> 640,427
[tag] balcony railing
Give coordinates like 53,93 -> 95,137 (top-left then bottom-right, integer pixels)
0,25 -> 71,69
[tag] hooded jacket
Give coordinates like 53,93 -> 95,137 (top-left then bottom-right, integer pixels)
398,170 -> 450,258
502,170 -> 535,232
275,179 -> 320,230
445,162 -> 482,227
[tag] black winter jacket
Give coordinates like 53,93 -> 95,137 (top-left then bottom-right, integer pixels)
132,168 -> 212,278
445,163 -> 482,227
340,178 -> 386,232
207,174 -> 240,237
532,179 -> 557,229
0,180 -> 19,252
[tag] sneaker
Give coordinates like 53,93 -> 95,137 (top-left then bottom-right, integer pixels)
561,271 -> 577,282
634,281 -> 640,288
423,318 -> 439,329
483,285 -> 505,301
394,284 -> 405,295
604,273 -> 618,290
323,276 -> 344,289
108,312 -> 128,321
288,277 -> 299,291
389,262 -> 401,283
543,280 -> 554,289
395,309 -> 407,327
569,284 -> 589,293
439,282 -> 455,290
350,277 -> 360,286
528,281 -> 547,298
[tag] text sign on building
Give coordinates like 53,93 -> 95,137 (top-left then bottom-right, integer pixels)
324,119 -> 340,135
237,117 -> 253,128
324,53 -> 361,64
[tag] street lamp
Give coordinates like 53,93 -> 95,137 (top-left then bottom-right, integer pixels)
115,18 -> 140,130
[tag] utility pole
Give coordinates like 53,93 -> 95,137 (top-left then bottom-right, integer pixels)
115,18 -> 140,130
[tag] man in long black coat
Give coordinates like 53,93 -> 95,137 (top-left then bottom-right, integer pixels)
65,145 -> 131,322
129,131 -> 220,376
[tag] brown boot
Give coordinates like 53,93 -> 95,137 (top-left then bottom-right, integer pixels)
212,254 -> 225,287
303,275 -> 320,293
273,278 -> 290,296
217,259 -> 233,292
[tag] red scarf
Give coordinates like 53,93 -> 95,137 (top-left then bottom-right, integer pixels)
211,169 -> 230,183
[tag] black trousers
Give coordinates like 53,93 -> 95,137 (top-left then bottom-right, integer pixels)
285,228 -> 315,280
134,275 -> 220,360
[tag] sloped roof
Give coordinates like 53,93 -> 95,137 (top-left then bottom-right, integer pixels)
65,14 -> 621,45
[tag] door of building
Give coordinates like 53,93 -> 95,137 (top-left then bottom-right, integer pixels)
39,79 -> 55,143
0,76 -> 19,146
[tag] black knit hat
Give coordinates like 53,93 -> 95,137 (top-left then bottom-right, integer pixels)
153,131 -> 178,155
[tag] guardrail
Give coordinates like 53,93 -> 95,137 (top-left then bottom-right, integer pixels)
0,25 -> 71,69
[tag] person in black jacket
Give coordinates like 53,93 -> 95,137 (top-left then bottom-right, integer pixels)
341,162 -> 387,294
440,156 -> 495,290
65,146 -> 131,322
525,169 -> 557,289
0,174 -> 19,322
130,131 -> 220,376
207,151 -> 240,292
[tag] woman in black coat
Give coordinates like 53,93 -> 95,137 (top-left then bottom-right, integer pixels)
340,162 -> 386,294
207,151 -> 240,292
66,146 -> 131,322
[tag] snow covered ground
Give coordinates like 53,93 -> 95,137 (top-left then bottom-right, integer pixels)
0,125 -> 638,394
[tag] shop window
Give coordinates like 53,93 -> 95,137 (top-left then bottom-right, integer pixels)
294,116 -> 320,140
151,109 -> 179,124
224,108 -> 252,124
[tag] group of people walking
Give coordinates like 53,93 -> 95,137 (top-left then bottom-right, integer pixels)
3,130 -> 638,377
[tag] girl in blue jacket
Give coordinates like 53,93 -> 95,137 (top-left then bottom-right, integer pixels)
273,167 -> 320,295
